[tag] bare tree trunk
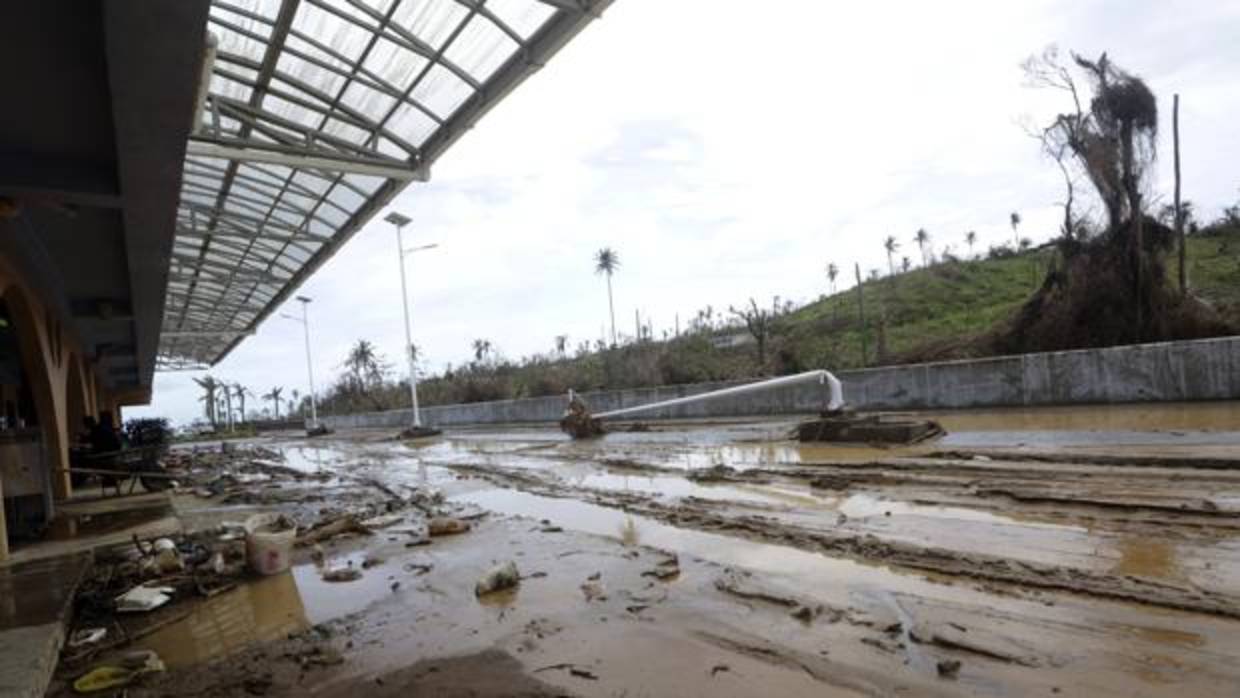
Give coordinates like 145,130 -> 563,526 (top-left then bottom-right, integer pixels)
1120,121 -> 1143,335
606,273 -> 616,346
1174,93 -> 1185,295
854,263 -> 867,366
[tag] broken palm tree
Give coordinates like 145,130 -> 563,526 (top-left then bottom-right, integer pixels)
559,370 -> 941,444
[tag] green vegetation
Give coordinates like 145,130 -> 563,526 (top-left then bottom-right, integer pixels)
298,222 -> 1237,418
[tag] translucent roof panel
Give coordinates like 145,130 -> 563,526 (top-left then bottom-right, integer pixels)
158,0 -> 612,369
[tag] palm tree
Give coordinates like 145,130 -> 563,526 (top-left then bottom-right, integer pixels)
826,262 -> 839,293
914,228 -> 931,267
345,339 -> 379,389
554,335 -> 568,357
290,388 -> 300,417
594,247 -> 619,346
194,376 -> 220,428
472,338 -> 492,363
232,384 -> 249,424
901,256 -> 911,273
263,387 -> 283,420
965,231 -> 977,258
1010,211 -> 1022,245
883,235 -> 900,276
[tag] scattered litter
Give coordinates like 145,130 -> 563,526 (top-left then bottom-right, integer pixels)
73,650 -> 165,692
323,566 -> 363,583
534,663 -> 599,680
937,659 -> 962,678
361,513 -> 405,529
289,644 -> 345,668
642,553 -> 680,581
115,584 -> 175,613
790,605 -> 815,622
296,514 -> 372,547
151,538 -> 184,573
68,627 -> 108,648
245,514 -> 296,575
428,517 -> 471,537
581,581 -> 607,602
910,622 -> 1040,666
475,561 -> 520,597
200,551 -> 227,575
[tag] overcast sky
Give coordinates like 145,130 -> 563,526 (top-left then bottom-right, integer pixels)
134,0 -> 1240,426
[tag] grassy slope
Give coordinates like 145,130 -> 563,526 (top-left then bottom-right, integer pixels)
777,230 -> 1240,370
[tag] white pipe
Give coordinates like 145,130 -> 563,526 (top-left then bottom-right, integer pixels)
590,369 -> 844,420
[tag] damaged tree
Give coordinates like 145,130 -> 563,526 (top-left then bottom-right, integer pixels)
1003,48 -> 1232,352
729,298 -> 771,369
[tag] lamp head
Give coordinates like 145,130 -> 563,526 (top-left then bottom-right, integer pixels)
384,212 -> 412,227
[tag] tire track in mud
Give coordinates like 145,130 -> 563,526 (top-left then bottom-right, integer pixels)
442,461 -> 1240,620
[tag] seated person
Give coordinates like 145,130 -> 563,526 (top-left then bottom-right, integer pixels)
74,416 -> 97,450
89,412 -> 122,454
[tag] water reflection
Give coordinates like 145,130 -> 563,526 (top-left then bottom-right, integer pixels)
140,571 -> 308,669
1111,537 -> 1185,582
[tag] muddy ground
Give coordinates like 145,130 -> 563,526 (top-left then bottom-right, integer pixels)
48,405 -> 1240,696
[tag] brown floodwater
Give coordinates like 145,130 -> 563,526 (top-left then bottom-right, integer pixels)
114,405 -> 1240,696
925,401 -> 1240,432
139,571 -> 310,669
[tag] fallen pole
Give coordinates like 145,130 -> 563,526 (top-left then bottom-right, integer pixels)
594,370 -> 844,420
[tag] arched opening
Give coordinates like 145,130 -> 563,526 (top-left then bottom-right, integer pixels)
0,286 -> 65,550
66,355 -> 89,444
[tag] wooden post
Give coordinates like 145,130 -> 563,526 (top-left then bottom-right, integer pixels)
854,263 -> 867,366
1174,93 -> 1185,295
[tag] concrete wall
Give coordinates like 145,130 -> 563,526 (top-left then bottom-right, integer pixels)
323,336 -> 1240,430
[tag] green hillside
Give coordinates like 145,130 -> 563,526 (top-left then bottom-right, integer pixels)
776,229 -> 1240,370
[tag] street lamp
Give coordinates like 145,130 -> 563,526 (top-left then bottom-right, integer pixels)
384,211 -> 440,438
279,295 -> 323,435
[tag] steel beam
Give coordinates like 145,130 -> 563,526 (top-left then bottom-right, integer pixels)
186,139 -> 423,180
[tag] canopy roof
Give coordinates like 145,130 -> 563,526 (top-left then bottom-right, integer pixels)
159,0 -> 608,368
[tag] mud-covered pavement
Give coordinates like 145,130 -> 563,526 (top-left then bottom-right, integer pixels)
51,404 -> 1240,696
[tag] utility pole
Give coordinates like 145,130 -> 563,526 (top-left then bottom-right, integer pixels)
384,211 -> 441,437
854,263 -> 868,366
281,296 -> 320,432
1174,93 -> 1185,295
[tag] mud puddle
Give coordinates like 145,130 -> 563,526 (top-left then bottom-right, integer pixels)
454,487 -> 965,602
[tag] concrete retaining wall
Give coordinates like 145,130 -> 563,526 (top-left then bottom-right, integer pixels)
322,336 -> 1240,429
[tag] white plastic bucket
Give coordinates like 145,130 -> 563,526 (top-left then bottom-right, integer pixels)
244,514 -> 295,575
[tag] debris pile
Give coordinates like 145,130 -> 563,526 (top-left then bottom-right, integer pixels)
560,393 -> 605,439
794,412 -> 945,444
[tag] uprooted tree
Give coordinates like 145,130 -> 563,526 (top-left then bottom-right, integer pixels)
1001,48 -> 1232,352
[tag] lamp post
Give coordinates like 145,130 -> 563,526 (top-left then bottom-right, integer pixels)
384,211 -> 439,434
280,295 -> 320,433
